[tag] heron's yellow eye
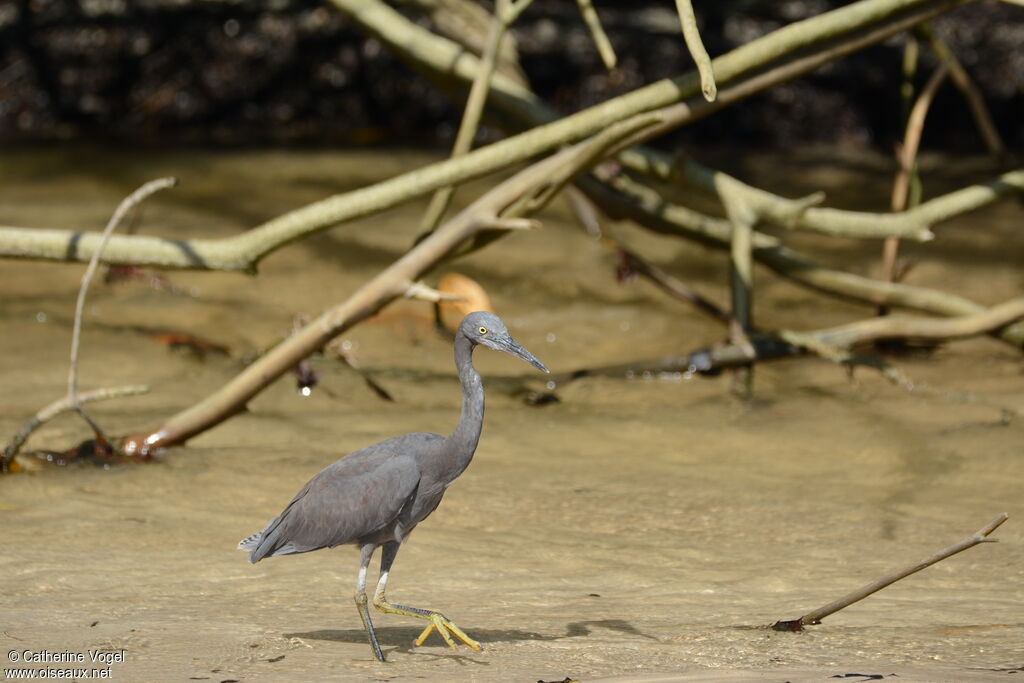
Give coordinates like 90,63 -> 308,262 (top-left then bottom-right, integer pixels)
478,326 -> 488,335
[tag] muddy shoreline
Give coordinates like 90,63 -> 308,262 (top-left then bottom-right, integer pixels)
1,147 -> 1021,681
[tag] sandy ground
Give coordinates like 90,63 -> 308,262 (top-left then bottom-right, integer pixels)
1,147 -> 1022,682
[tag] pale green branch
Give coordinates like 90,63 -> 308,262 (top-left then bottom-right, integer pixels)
674,0 -> 717,101
575,0 -> 617,70
915,23 -> 1011,161
581,172 -> 1024,347
0,0 -> 981,270
783,297 -> 1024,350
338,0 -> 991,242
417,0 -> 523,234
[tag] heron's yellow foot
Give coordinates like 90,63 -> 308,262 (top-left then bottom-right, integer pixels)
414,615 -> 482,651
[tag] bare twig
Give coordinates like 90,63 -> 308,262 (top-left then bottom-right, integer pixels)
417,0 -> 533,234
674,0 -> 716,101
898,35 -> 920,124
404,281 -> 466,303
902,57 -> 949,172
2,178 -> 173,471
325,341 -> 395,402
475,217 -> 542,231
398,0 -> 529,88
1,385 -> 150,469
915,24 -> 1011,162
615,245 -> 731,325
881,60 -> 949,297
881,37 -> 921,297
718,187 -> 757,395
575,0 -> 617,70
772,513 -> 1009,631
564,186 -> 605,238
69,178 -> 176,404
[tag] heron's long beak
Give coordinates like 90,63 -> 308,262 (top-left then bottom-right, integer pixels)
493,335 -> 549,373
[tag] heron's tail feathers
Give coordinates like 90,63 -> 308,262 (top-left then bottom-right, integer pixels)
237,531 -> 262,551
238,517 -> 304,563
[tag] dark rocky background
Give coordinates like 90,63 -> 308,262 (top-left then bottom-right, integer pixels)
1,0 -> 1021,150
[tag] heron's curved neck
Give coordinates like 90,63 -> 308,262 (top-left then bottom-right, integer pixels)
448,333 -> 484,469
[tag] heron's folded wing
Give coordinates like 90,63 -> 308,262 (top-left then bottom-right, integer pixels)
248,452 -> 420,560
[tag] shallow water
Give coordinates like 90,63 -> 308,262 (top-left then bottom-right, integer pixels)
1,146 -> 1022,682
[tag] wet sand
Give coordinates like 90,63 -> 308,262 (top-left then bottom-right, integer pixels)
1,147 -> 1022,682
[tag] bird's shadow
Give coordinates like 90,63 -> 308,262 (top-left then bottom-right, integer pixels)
286,618 -> 655,661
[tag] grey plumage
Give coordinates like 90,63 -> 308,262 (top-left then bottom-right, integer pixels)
239,311 -> 548,661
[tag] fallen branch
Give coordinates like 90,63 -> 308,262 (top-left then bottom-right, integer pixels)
583,172 -> 1024,347
548,294 -> 1024,389
783,297 -> 1024,352
0,0 -> 982,271
119,116 -> 664,455
1,385 -> 150,469
543,334 -> 803,390
2,178 -> 174,470
547,301 -> 1024,394
772,513 -> 1009,631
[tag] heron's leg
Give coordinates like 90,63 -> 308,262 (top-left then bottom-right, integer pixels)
354,543 -> 385,662
371,541 -> 482,652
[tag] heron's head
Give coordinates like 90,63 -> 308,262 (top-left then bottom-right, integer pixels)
460,311 -> 549,373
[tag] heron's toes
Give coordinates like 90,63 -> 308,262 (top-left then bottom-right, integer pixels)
413,614 -> 482,652
444,618 -> 482,651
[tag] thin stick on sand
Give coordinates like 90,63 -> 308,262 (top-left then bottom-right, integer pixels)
772,513 -> 1009,631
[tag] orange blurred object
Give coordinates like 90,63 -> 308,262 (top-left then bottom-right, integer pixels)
437,273 -> 493,334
